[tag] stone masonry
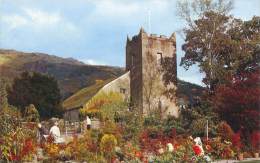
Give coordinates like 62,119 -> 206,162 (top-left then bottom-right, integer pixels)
126,28 -> 178,117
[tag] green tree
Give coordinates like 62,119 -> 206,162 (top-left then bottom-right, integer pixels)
177,0 -> 234,91
8,72 -> 62,119
178,0 -> 259,93
179,99 -> 219,137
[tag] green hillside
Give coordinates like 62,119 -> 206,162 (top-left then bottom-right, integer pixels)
177,79 -> 204,98
0,49 -> 124,99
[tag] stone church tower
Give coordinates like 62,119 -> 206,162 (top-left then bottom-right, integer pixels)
126,28 -> 178,117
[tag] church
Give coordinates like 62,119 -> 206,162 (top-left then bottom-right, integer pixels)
64,28 -> 179,121
89,28 -> 179,118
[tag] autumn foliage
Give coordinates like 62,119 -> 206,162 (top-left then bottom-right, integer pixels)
214,71 -> 260,133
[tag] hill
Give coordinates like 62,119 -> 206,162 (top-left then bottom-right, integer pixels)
0,49 -> 124,99
177,79 -> 205,105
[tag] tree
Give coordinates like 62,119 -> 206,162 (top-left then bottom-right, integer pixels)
178,0 -> 260,93
0,78 -> 8,110
214,71 -> 260,133
176,0 -> 233,24
228,16 -> 260,75
24,104 -> 39,122
8,72 -> 62,119
179,99 -> 219,137
177,0 -> 234,91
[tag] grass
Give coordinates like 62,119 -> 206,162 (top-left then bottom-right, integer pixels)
62,78 -> 114,110
0,55 -> 12,65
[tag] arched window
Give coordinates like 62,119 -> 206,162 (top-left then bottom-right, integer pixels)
157,52 -> 163,65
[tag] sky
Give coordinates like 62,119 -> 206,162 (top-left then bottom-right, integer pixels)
0,0 -> 259,85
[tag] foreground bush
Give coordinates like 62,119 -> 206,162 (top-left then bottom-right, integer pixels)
0,107 -> 37,161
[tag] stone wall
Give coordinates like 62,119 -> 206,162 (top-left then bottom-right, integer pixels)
126,28 -> 178,117
126,31 -> 143,110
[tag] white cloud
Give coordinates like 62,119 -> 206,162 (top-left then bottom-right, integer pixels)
23,8 -> 61,26
1,7 -> 78,34
1,14 -> 28,29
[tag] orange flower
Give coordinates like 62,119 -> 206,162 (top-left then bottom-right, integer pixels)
174,143 -> 180,150
205,144 -> 212,151
135,151 -> 142,158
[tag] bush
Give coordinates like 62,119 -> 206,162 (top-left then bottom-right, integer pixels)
120,111 -> 143,143
217,121 -> 234,141
251,130 -> 260,152
232,133 -> 242,152
24,104 -> 40,122
178,100 -> 219,137
80,91 -> 128,122
207,137 -> 235,160
0,107 -> 37,161
162,116 -> 185,136
190,119 -> 207,137
100,134 -> 117,161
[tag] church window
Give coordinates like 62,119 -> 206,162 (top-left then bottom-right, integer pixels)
120,88 -> 126,94
157,52 -> 163,65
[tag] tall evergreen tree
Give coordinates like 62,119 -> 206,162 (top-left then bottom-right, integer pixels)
8,72 -> 62,119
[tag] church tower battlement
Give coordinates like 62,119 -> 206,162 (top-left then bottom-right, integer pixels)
126,28 -> 178,117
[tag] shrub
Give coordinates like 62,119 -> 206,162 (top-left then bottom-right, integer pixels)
120,111 -> 143,143
232,133 -> 242,152
217,121 -> 234,141
190,119 -> 207,137
0,107 -> 37,161
178,99 -> 219,137
251,130 -> 260,152
80,91 -> 128,122
207,137 -> 235,160
24,104 -> 40,122
100,134 -> 117,161
162,116 -> 185,137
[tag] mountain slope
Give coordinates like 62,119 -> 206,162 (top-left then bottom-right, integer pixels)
177,79 -> 204,105
0,49 -> 124,99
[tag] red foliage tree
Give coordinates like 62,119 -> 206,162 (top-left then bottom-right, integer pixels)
214,71 -> 260,133
251,131 -> 260,151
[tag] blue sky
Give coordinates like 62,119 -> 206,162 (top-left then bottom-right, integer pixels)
0,0 -> 259,85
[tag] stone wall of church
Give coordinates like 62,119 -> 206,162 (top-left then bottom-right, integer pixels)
126,28 -> 178,117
